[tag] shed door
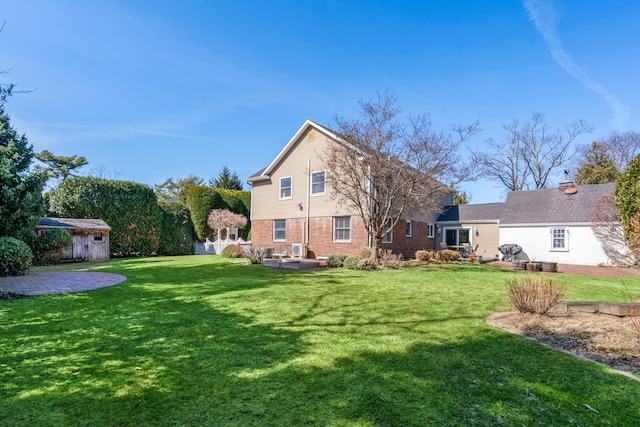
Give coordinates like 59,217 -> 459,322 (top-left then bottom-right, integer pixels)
72,234 -> 89,260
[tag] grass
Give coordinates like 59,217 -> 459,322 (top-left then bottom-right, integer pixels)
1,256 -> 640,426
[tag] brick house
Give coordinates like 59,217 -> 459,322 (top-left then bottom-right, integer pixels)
247,120 -> 451,259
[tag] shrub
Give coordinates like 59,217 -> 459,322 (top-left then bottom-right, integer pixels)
506,277 -> 566,315
185,186 -> 227,241
356,257 -> 377,270
359,247 -> 372,259
378,249 -> 404,268
435,250 -> 461,262
34,228 -> 73,265
326,254 -> 347,268
247,248 -> 264,264
220,244 -> 243,258
415,250 -> 433,261
343,255 -> 361,269
0,237 -> 34,276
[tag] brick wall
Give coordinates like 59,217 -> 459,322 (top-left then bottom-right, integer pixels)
251,217 -> 436,259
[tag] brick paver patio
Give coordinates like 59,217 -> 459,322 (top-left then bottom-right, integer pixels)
0,271 -> 126,295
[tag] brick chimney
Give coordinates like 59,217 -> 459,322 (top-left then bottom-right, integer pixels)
558,180 -> 574,190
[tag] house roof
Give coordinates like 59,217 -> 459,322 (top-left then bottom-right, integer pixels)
38,218 -> 111,231
437,203 -> 503,223
247,119 -> 341,183
499,183 -> 616,225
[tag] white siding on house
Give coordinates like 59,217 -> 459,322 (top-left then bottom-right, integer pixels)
499,225 -> 610,266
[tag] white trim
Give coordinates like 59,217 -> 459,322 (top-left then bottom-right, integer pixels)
279,176 -> 292,200
500,222 -> 590,228
310,170 -> 326,196
258,120 -> 343,179
427,224 -> 435,238
273,219 -> 286,242
438,220 -> 499,225
550,227 -> 569,252
405,220 -> 412,238
333,216 -> 351,242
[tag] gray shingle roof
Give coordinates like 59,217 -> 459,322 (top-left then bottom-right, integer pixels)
38,218 -> 111,231
437,203 -> 503,222
500,183 -> 616,225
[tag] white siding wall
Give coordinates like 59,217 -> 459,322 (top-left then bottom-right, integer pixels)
499,225 -> 611,266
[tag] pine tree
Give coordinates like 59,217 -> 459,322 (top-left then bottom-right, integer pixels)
574,141 -> 619,185
0,104 -> 45,239
210,166 -> 243,190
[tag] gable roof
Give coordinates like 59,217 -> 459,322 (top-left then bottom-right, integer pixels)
38,218 -> 111,231
438,203 -> 503,223
247,119 -> 341,183
500,183 -> 616,225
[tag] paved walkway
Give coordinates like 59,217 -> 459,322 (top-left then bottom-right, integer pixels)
0,271 -> 127,296
489,261 -> 640,279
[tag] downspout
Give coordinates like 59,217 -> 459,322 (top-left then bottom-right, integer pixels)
306,158 -> 311,246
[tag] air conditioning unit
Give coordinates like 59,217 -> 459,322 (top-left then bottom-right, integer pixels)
291,243 -> 307,259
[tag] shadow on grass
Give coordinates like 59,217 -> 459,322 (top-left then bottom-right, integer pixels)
3,257 -> 639,425
0,284 -> 309,426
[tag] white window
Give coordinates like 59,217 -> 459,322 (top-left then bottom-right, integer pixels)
279,176 -> 292,199
333,217 -> 351,241
427,224 -> 435,238
381,219 -> 393,243
311,171 -> 326,196
273,220 -> 286,241
551,227 -> 568,251
406,220 -> 412,237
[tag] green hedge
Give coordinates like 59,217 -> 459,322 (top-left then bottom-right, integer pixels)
615,155 -> 640,241
185,186 -> 227,241
217,189 -> 251,239
159,202 -> 195,255
49,177 -> 163,256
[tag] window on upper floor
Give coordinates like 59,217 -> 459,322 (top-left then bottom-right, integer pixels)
279,176 -> 292,200
311,171 -> 326,196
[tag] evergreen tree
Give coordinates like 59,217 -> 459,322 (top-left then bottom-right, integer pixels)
574,141 -> 619,185
453,190 -> 470,205
0,104 -> 45,239
210,166 -> 243,190
35,149 -> 88,185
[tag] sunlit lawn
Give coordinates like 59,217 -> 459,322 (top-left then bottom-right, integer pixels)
1,256 -> 639,426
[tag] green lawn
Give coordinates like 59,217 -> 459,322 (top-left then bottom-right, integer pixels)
1,256 -> 640,426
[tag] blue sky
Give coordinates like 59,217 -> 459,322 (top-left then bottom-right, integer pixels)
2,0 -> 639,203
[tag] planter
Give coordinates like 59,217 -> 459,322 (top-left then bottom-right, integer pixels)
526,262 -> 541,272
540,261 -> 558,272
512,260 -> 528,271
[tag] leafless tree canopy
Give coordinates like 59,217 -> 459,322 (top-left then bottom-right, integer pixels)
591,192 -> 635,265
475,113 -> 592,191
600,131 -> 640,173
323,91 -> 479,258
207,209 -> 247,230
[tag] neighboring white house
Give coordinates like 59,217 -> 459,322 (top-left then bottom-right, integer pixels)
498,182 -> 618,266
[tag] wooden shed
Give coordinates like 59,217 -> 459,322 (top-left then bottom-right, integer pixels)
36,218 -> 111,261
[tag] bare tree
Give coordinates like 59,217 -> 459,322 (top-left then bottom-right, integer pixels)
600,131 -> 640,172
591,192 -> 635,265
323,91 -> 479,260
475,113 -> 592,191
